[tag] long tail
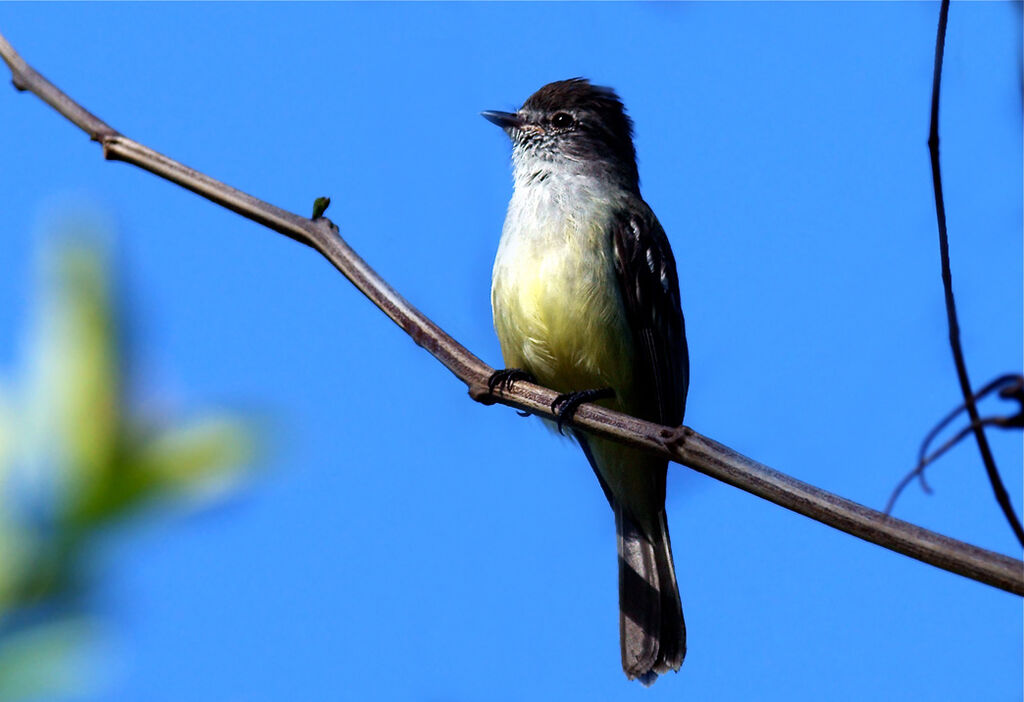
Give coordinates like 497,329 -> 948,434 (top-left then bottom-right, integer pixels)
616,503 -> 685,685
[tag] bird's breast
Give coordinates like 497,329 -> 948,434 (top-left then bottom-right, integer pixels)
491,177 -> 634,402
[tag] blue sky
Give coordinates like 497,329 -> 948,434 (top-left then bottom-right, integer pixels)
1,2 -> 1021,700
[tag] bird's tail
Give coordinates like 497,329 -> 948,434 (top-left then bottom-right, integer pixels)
616,503 -> 685,685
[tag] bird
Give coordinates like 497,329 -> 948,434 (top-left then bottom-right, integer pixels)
483,78 -> 689,684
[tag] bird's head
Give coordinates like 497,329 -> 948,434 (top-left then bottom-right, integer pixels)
482,78 -> 639,188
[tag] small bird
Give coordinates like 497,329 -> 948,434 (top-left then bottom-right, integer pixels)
483,78 -> 689,684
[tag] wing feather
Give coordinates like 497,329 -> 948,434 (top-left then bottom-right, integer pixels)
610,204 -> 688,428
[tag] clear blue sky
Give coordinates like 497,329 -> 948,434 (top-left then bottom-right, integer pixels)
1,3 -> 1021,700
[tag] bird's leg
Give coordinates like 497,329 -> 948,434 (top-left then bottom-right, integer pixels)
552,388 -> 616,435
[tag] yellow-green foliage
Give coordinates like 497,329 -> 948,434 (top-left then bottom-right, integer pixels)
0,240 -> 256,701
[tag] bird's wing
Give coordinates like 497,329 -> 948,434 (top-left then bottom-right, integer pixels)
610,203 -> 689,427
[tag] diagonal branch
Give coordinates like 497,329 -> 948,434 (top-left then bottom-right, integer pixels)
1,32 -> 1021,596
926,0 -> 1024,546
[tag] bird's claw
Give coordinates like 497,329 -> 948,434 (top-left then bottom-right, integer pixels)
551,387 -> 616,435
487,368 -> 536,395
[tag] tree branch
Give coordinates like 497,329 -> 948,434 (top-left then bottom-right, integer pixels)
926,0 -> 1024,546
1,32 -> 1020,596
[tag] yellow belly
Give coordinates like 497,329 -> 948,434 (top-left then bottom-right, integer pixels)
491,233 -> 635,411
491,233 -> 660,524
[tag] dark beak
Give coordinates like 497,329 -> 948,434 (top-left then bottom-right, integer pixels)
481,110 -> 522,130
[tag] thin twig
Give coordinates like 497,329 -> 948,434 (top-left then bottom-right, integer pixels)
899,373 -> 1023,502
916,375 -> 1023,468
888,412 -> 1019,515
926,0 -> 1024,546
1,32 -> 1021,595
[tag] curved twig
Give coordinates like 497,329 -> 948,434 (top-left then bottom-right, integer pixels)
916,375 -> 1023,468
897,374 -> 1024,501
888,413 -> 1019,515
1,32 -> 1021,595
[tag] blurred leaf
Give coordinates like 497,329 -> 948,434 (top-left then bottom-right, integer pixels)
0,387 -> 17,610
0,232 -> 260,701
51,247 -> 121,510
0,384 -> 11,476
88,417 -> 258,519
0,521 -> 26,614
0,617 -> 96,702
135,417 -> 255,502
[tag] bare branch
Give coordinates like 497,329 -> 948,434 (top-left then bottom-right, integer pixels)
1,32 -> 1020,596
887,374 -> 1024,513
925,0 -> 1024,546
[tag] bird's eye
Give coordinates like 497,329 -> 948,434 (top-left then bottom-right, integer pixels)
551,112 -> 574,129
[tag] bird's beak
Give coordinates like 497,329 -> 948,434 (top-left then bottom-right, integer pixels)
481,110 -> 523,131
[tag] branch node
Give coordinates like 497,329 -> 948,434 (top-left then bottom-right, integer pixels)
97,131 -> 123,159
312,217 -> 339,237
660,425 -> 692,452
468,384 -> 497,405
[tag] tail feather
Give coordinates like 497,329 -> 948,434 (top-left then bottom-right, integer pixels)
616,503 -> 685,685
652,509 -> 685,673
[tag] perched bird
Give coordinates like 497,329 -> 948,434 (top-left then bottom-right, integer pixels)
483,78 -> 689,684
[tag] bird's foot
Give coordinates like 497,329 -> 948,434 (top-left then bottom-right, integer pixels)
487,368 -> 537,417
552,387 -> 615,435
487,368 -> 537,394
